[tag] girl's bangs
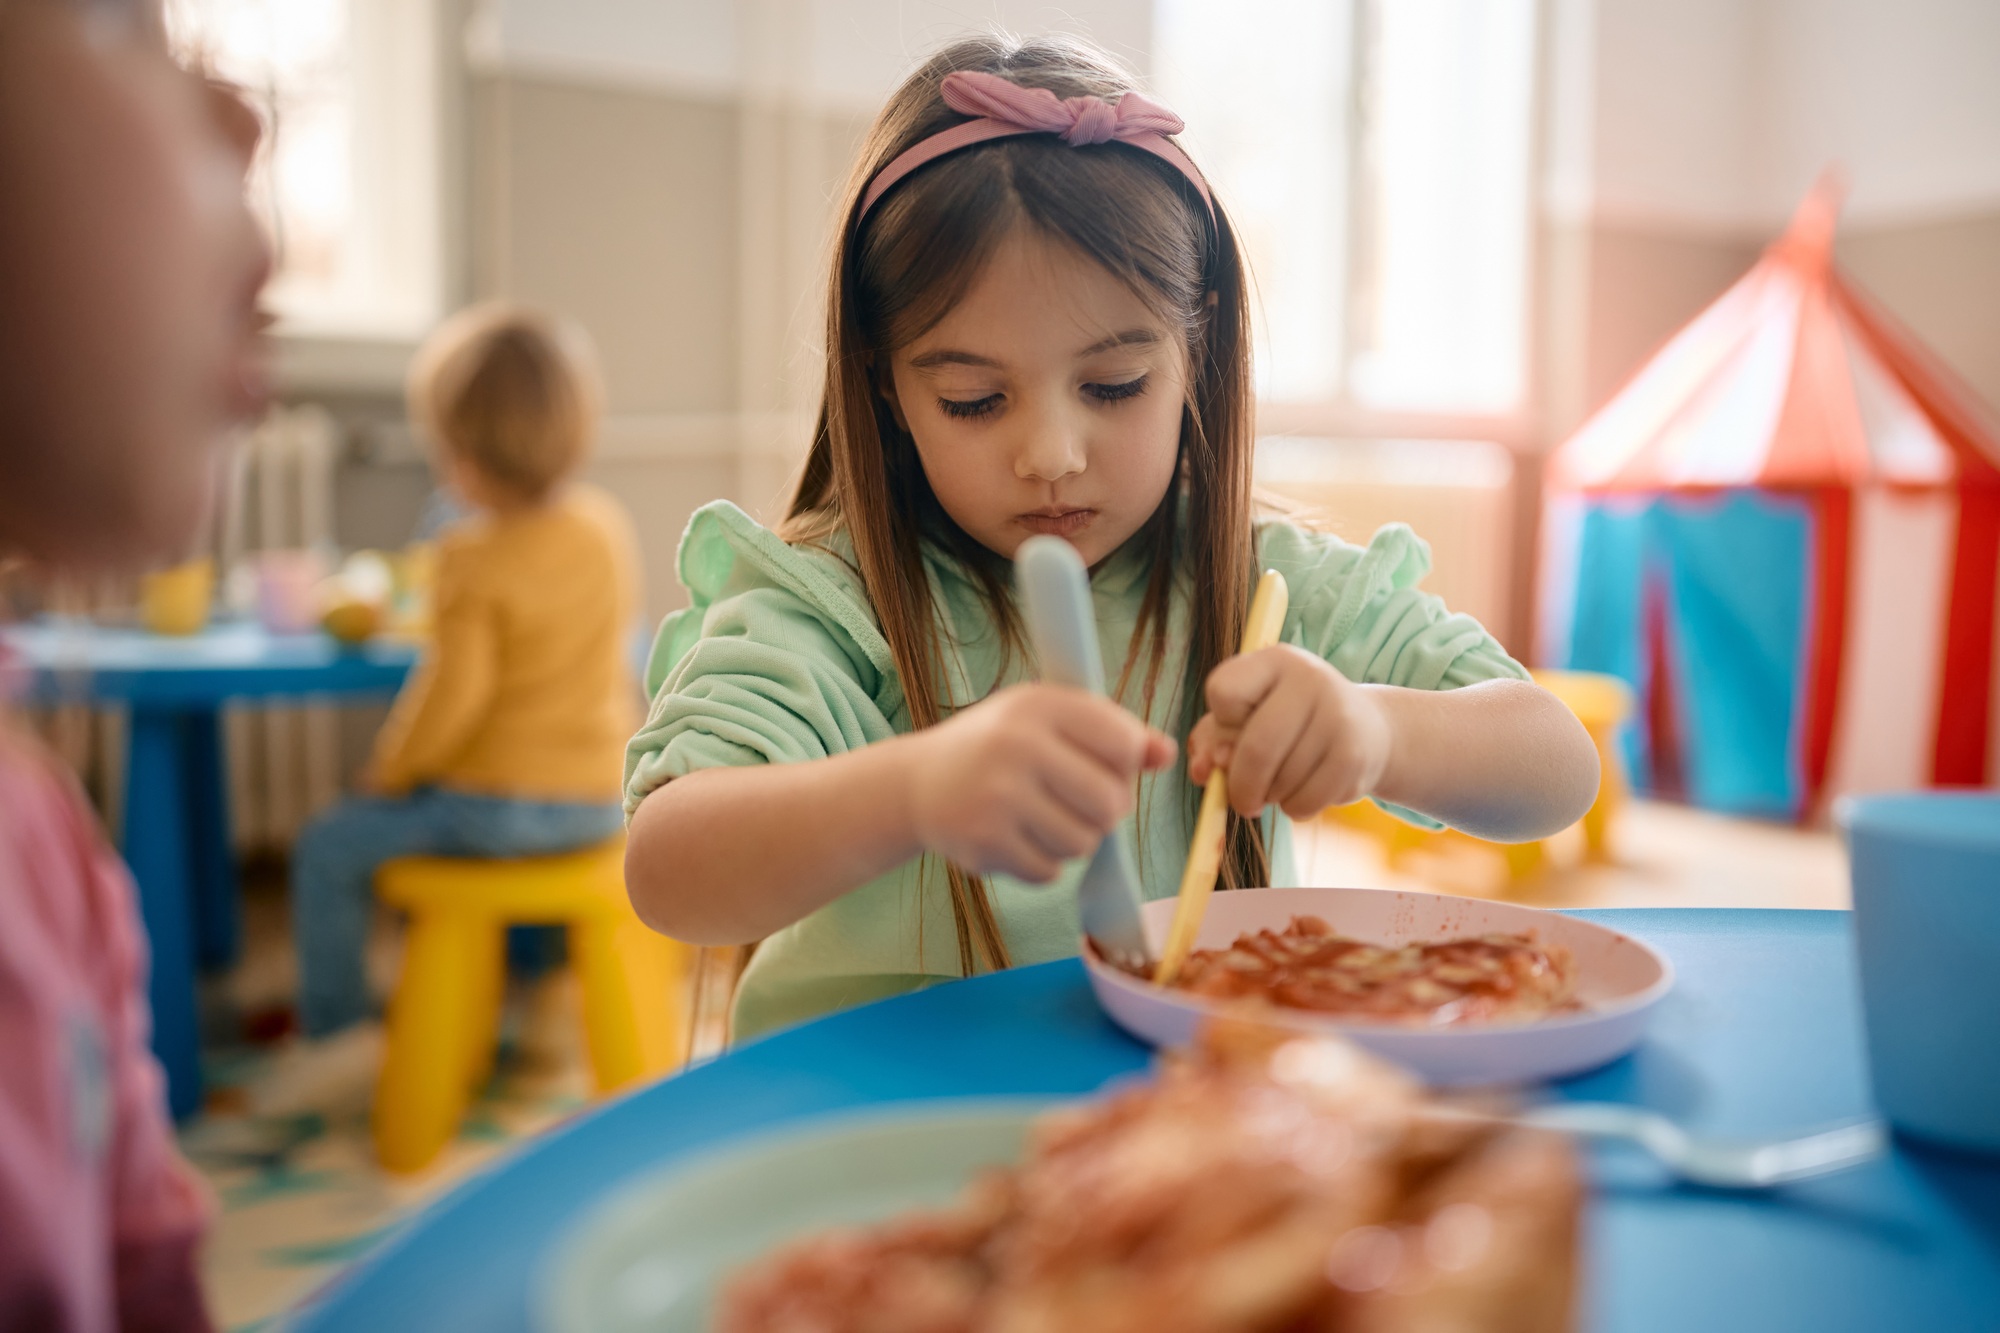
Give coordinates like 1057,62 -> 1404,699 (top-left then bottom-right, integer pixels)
855,138 -> 1209,356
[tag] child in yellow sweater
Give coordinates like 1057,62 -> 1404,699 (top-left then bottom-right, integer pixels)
283,303 -> 640,1085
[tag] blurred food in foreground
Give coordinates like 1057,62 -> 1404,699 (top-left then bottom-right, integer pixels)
720,1022 -> 1580,1332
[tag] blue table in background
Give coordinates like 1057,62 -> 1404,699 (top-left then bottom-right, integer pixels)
296,910 -> 1999,1333
3,619 -> 415,1117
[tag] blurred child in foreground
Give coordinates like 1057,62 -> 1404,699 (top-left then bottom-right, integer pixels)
265,305 -> 641,1109
0,0 -> 272,1326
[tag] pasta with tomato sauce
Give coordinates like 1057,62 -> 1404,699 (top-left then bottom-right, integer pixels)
1163,916 -> 1580,1026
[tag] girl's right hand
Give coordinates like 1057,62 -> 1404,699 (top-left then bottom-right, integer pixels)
907,684 -> 1177,883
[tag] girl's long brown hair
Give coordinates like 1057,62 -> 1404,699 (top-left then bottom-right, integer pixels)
785,33 -> 1267,976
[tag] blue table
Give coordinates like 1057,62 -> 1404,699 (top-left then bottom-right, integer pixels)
3,619 -> 415,1116
296,910 -> 1998,1333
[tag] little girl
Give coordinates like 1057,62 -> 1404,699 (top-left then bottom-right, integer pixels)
624,34 -> 1598,1042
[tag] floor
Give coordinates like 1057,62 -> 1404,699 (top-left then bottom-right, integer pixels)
188,799 -> 1850,1331
1297,798 -> 1852,911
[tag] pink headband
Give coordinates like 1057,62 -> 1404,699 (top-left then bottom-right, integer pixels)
856,70 -> 1216,230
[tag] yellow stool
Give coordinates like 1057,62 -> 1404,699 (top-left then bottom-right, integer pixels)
372,837 -> 690,1174
1325,797 -> 1552,886
1324,669 -> 1634,891
1529,668 -> 1633,861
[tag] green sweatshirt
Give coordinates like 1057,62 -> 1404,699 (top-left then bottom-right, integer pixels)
625,501 -> 1527,1040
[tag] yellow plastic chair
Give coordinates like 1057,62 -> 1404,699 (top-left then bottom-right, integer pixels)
1324,669 -> 1633,891
372,837 -> 690,1174
1529,668 -> 1633,861
1325,797 -> 1550,885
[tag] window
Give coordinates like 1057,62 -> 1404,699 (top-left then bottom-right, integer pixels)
1156,0 -> 1538,419
167,0 -> 446,341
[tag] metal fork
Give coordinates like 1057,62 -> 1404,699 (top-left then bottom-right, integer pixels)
1439,1102 -> 1890,1189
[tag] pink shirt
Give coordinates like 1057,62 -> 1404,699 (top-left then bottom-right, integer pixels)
0,719 -> 212,1333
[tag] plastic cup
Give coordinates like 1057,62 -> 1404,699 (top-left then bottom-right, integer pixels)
139,558 -> 215,636
255,549 -> 328,633
1838,791 -> 2000,1156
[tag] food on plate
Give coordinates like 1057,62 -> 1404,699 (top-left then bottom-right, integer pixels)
717,1022 -> 1581,1333
1162,915 -> 1579,1027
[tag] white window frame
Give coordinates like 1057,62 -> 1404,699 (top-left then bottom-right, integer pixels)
175,0 -> 465,393
1158,0 -> 1549,453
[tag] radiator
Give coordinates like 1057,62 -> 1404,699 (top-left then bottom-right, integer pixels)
216,404 -> 344,852
1253,437 -> 1515,638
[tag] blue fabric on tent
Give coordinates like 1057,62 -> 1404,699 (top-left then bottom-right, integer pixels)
1655,492 -> 1811,818
1561,491 -> 1813,819
1564,501 -> 1652,782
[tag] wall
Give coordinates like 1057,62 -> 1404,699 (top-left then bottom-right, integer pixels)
1803,0 -> 2000,408
1761,0 -> 2000,228
1569,0 -> 2000,421
319,1 -> 1996,635
481,0 -> 1153,110
1839,212 -> 2000,413
329,0 -> 1155,626
467,73 -> 759,619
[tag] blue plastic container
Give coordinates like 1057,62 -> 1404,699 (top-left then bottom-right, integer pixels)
1838,791 -> 2000,1156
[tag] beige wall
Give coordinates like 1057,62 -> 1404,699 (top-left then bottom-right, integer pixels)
1579,225 -> 1760,414
1569,0 -> 2000,426
1839,209 -> 2000,411
470,75 -> 743,625
332,70 -> 865,628
473,77 -> 742,417
1572,209 -> 2000,426
320,3 -> 1151,631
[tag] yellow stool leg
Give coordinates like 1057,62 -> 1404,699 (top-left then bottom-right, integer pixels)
570,917 -> 687,1094
1386,818 -> 1432,866
1582,726 -> 1623,861
460,921 -> 506,1097
619,924 -> 690,1075
374,910 -> 501,1174
1499,837 -> 1546,886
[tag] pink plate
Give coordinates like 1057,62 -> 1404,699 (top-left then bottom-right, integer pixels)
1083,887 -> 1673,1086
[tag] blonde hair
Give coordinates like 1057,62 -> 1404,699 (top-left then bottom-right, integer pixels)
787,33 -> 1266,976
407,302 -> 602,504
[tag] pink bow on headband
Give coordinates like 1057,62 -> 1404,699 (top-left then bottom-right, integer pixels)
856,70 -> 1215,226
939,69 -> 1187,146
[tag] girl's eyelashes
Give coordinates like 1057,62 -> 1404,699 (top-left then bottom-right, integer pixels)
937,394 -> 1002,419
1085,374 -> 1150,404
935,375 -> 1151,421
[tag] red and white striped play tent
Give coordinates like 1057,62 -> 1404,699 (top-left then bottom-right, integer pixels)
1537,178 -> 2000,820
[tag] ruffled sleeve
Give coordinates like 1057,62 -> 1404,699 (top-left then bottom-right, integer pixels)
1259,519 -> 1527,690
1258,519 -> 1528,831
623,503 -> 906,815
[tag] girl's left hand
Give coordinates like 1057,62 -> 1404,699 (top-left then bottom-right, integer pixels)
1186,645 -> 1393,817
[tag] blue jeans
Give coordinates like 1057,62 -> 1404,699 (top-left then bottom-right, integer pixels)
291,788 -> 624,1037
